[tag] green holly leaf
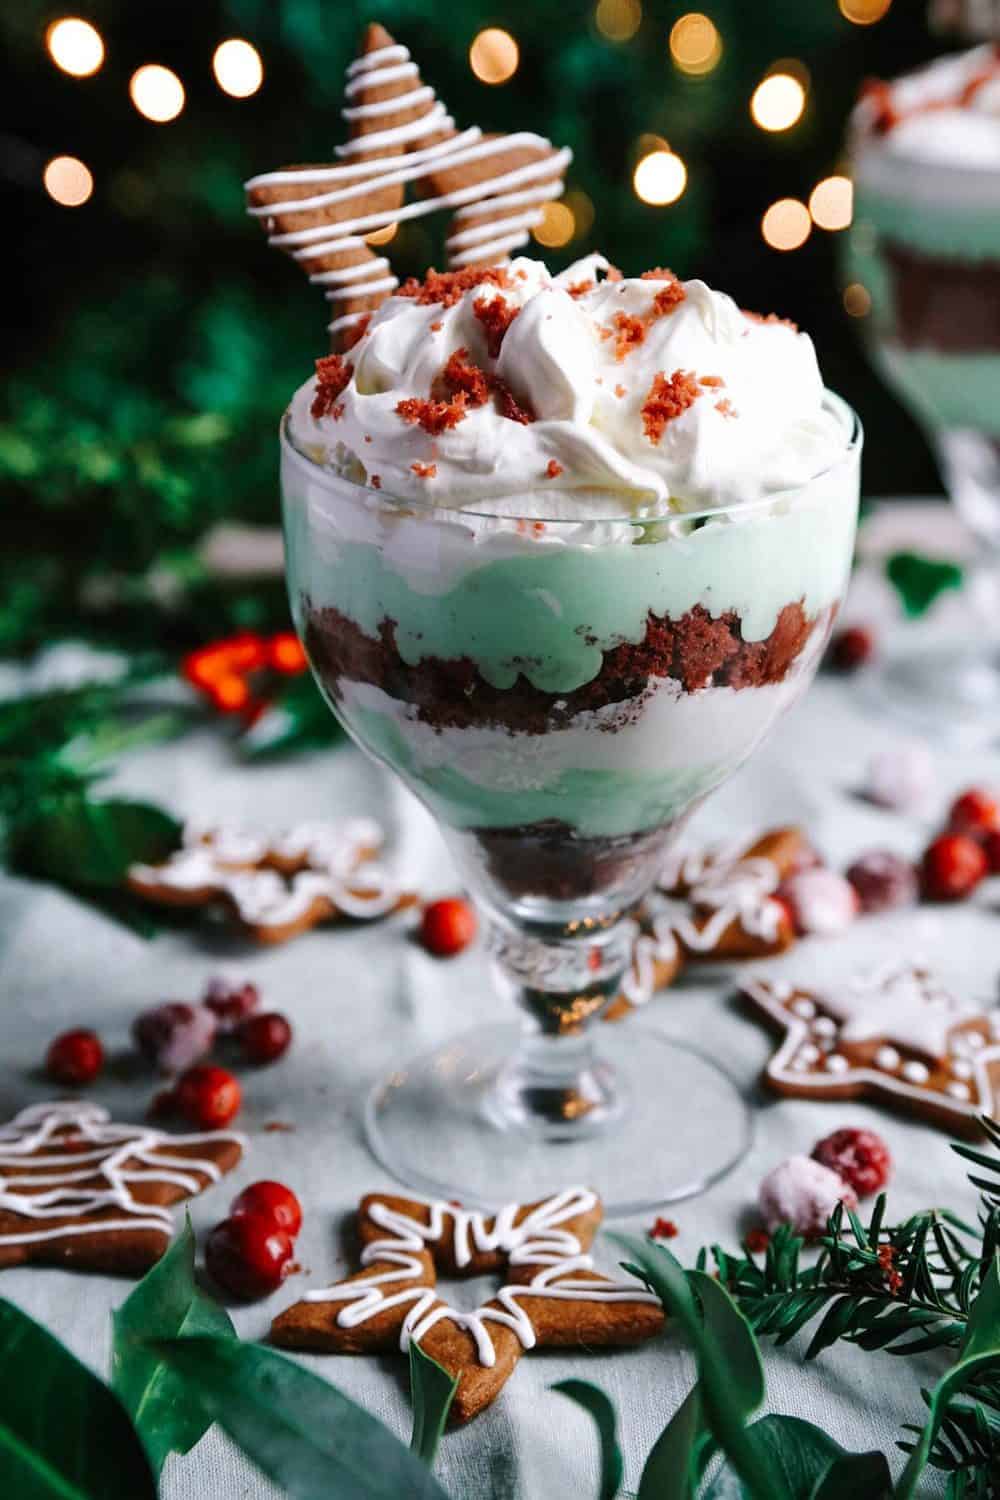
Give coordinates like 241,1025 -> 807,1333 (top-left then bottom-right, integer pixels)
111,1216 -> 235,1478
551,1379 -> 623,1500
886,550 -> 964,619
150,1334 -> 451,1499
409,1342 -> 457,1467
9,795 -> 180,891
0,1298 -> 157,1499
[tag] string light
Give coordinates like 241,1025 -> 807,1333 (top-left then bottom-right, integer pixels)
594,0 -> 642,42
633,150 -> 687,206
751,72 -> 806,131
761,198 -> 811,251
564,188 -> 595,239
532,201 -> 575,248
843,282 -> 872,317
43,155 -> 93,206
809,176 -> 853,231
469,29 -> 519,85
839,0 -> 892,23
129,64 -> 185,122
212,39 -> 263,98
669,13 -> 722,77
45,17 -> 104,77
365,222 -> 398,246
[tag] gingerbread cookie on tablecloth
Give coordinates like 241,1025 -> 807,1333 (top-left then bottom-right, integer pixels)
742,961 -> 1000,1137
606,827 -> 806,1021
271,1187 -> 663,1423
127,817 -> 417,945
0,1101 -> 243,1274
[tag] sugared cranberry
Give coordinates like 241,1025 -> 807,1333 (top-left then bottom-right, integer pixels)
779,869 -> 858,937
865,743 -> 934,812
758,1155 -> 858,1241
46,1029 -> 104,1086
231,1181 -> 302,1237
203,978 -> 260,1033
133,1002 -> 217,1074
984,830 -> 1000,874
948,788 -> 1000,837
419,897 -> 477,957
205,1214 -> 293,1299
845,850 -> 918,914
239,1012 -> 292,1065
175,1065 -> 242,1129
812,1127 -> 892,1198
827,625 -> 875,673
921,833 -> 988,903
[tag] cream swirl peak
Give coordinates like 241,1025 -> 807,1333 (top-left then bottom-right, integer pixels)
851,43 -> 1000,166
287,255 -> 846,514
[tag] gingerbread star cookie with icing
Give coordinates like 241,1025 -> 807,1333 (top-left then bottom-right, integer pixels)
606,827 -> 805,1021
271,1187 -> 663,1423
244,22 -> 571,348
0,1101 -> 243,1274
127,817 -> 417,944
743,961 -> 1000,1137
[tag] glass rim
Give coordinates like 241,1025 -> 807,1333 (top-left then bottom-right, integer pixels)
280,388 -> 862,528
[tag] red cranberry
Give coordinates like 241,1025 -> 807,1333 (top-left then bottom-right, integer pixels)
827,625 -> 875,673
205,1214 -> 293,1299
419,897 -> 477,957
812,1127 -> 892,1198
203,978 -> 260,1034
46,1029 -> 104,1086
133,1002 -> 217,1074
239,1012 -> 292,1065
779,869 -> 858,936
845,851 -> 918,914
984,830 -> 1000,874
948,788 -> 1000,837
175,1065 -> 242,1129
921,833 -> 988,902
231,1180 -> 302,1237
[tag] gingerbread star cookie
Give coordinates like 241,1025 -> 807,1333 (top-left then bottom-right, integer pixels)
743,961 -> 1000,1138
606,827 -> 805,1021
127,817 -> 416,945
0,1101 -> 243,1274
245,22 -> 571,347
271,1187 -> 663,1423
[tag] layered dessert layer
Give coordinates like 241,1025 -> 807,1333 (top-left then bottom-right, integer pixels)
849,45 -> 1000,436
281,257 -> 858,906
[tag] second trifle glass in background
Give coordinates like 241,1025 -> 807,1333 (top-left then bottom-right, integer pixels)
281,256 -> 861,1212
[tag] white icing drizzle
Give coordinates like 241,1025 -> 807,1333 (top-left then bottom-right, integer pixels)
244,35 -> 570,336
820,963 -> 978,1057
792,999 -> 816,1020
901,1060 -> 930,1085
875,1046 -> 901,1072
0,1102 -> 243,1248
825,1054 -> 849,1074
304,1188 -> 658,1369
948,1081 -> 972,1100
129,818 -> 405,931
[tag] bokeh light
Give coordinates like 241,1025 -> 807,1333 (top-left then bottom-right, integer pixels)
633,150 -> 687,206
761,198 -> 811,251
839,0 -> 893,23
129,64 -> 185,122
45,17 -> 104,77
532,201 -> 576,248
212,39 -> 263,98
365,222 -> 398,246
594,0 -> 642,43
469,29 -> 519,85
564,188 -> 595,239
751,72 -> 806,132
669,14 -> 722,77
843,282 -> 872,317
43,155 -> 93,207
809,175 -> 853,231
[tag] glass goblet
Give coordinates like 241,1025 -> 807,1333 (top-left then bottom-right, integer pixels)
281,394 -> 861,1214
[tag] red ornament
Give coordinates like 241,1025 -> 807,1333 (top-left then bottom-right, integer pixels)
205,1214 -> 294,1300
46,1029 -> 104,1086
175,1065 -> 242,1129
812,1127 -> 892,1198
231,1180 -> 302,1238
269,632 -> 308,675
240,1012 -> 293,1065
948,787 -> 1000,837
921,833 -> 988,902
419,897 -> 477,957
182,629 -> 308,726
827,625 -> 875,673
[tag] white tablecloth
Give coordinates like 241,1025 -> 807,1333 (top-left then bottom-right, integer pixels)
2,509 -> 997,1498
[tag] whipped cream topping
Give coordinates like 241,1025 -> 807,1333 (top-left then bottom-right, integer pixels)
852,44 -> 1000,167
287,255 -> 846,515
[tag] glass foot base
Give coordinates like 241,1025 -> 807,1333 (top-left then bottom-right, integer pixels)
871,644 -> 1000,746
364,1020 -> 753,1217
